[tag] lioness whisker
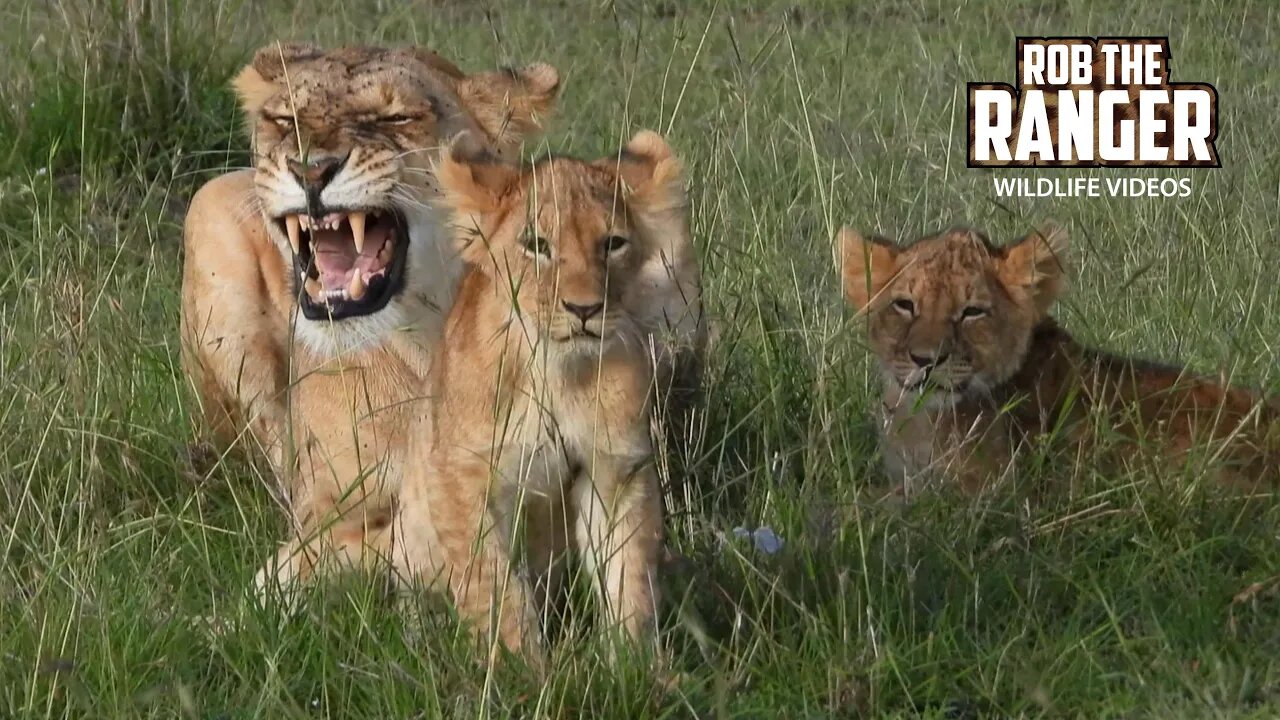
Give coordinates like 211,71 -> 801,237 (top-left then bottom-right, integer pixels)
390,145 -> 444,161
389,186 -> 437,214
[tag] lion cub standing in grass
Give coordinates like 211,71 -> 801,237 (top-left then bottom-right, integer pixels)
393,131 -> 703,657
836,224 -> 1280,495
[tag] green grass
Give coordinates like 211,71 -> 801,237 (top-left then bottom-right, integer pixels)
3,0 -> 1280,716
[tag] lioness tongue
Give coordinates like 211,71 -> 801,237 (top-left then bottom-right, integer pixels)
311,225 -> 393,290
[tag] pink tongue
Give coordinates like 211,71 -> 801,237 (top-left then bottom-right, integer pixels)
311,225 -> 393,290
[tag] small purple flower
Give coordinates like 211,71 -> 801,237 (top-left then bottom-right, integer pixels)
732,526 -> 785,555
752,527 -> 784,554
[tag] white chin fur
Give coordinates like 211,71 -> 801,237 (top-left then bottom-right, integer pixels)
881,366 -> 971,412
553,335 -> 612,358
918,390 -> 961,411
289,205 -> 460,358
533,324 -> 641,372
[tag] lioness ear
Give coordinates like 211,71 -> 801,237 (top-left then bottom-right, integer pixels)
404,47 -> 465,80
232,65 -> 276,117
232,42 -> 323,116
598,130 -> 686,214
836,227 -> 899,314
999,222 -> 1069,314
458,62 -> 560,156
249,42 -> 324,81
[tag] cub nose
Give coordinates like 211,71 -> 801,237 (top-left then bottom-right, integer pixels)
287,155 -> 347,198
561,301 -> 604,322
910,352 -> 949,368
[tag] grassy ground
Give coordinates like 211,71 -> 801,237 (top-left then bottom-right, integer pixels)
3,0 -> 1280,716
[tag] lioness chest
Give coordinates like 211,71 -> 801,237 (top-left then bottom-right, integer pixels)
286,341 -> 432,513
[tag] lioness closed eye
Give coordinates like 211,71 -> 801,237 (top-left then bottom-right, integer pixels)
393,130 -> 700,659
836,224 -> 1280,495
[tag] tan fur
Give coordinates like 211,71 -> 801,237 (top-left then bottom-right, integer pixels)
393,131 -> 703,658
456,63 -> 560,156
836,224 -> 1280,495
179,44 -> 559,597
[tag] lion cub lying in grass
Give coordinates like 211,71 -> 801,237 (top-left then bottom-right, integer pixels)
393,131 -> 702,658
837,224 -> 1280,495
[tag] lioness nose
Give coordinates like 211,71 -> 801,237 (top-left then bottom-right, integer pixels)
910,352 -> 948,368
287,155 -> 347,196
562,301 -> 604,322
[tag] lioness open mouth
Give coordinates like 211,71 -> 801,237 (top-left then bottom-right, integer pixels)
277,208 -> 409,320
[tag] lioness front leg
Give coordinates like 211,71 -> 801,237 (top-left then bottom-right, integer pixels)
571,455 -> 663,641
254,508 -> 396,599
398,451 -> 541,657
180,170 -> 292,467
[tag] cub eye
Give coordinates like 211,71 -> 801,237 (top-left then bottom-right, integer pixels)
522,233 -> 551,257
380,115 -> 417,125
960,306 -> 988,320
265,114 -> 294,130
891,298 -> 915,315
603,235 -> 629,254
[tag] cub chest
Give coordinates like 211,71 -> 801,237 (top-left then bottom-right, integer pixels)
495,363 -> 653,500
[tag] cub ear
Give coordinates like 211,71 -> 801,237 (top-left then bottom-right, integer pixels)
597,130 -> 686,214
835,227 -> 899,315
457,62 -> 561,156
998,221 -> 1069,315
435,133 -> 521,262
434,132 -> 520,214
232,42 -> 323,116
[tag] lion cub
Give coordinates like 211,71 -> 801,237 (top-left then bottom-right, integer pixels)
836,224 -> 1280,495
393,131 -> 700,656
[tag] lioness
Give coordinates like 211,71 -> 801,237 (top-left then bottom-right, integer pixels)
392,131 -> 703,657
836,224 -> 1280,495
179,43 -> 559,593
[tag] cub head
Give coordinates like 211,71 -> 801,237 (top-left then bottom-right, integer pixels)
232,43 -> 559,351
435,130 -> 686,351
836,224 -> 1068,400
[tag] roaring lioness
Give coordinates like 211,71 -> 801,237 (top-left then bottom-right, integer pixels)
392,131 -> 703,657
836,224 -> 1280,495
179,43 -> 559,593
